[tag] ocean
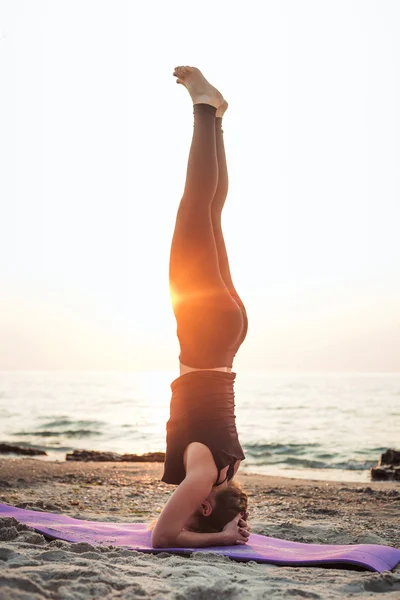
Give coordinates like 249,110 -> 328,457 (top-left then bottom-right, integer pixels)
1,371 -> 398,482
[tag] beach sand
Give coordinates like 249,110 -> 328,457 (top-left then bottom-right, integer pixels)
0,458 -> 399,599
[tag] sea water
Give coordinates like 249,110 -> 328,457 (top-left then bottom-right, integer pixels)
0,371 -> 398,482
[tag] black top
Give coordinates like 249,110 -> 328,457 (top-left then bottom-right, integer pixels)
161,370 -> 245,486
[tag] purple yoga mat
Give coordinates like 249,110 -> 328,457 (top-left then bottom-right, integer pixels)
1,503 -> 399,572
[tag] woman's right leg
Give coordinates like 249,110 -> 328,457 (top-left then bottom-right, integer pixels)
169,102 -> 223,302
211,113 -> 248,347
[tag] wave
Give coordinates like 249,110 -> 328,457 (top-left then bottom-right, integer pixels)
38,418 -> 105,428
14,430 -> 102,438
283,457 -> 376,470
244,442 -> 321,457
13,418 -> 105,440
243,442 -> 377,470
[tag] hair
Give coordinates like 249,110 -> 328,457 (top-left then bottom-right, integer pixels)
187,480 -> 248,534
147,480 -> 248,534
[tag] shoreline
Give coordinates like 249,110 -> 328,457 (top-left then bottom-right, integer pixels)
0,451 -> 383,484
0,458 -> 399,599
0,458 -> 399,527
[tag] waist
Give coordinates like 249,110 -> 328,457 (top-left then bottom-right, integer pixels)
179,362 -> 232,376
170,369 -> 236,413
172,368 -> 236,390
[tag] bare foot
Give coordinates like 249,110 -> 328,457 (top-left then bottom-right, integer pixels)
173,66 -> 224,110
216,99 -> 228,118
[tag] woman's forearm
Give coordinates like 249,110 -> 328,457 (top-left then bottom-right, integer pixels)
155,529 -> 227,549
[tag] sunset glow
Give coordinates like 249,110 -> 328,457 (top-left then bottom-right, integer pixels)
1,1 -> 399,372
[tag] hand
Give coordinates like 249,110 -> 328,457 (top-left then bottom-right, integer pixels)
238,515 -> 251,533
221,513 -> 251,545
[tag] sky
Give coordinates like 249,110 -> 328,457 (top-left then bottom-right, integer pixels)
0,0 -> 399,373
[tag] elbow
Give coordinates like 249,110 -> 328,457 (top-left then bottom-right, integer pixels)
151,533 -> 171,549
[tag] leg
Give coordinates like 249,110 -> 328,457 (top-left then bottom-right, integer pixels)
211,113 -> 248,346
169,103 -> 223,300
169,67 -> 244,368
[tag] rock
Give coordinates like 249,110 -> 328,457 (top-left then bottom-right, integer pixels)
371,448 -> 400,481
380,449 -> 400,466
66,450 -> 122,462
354,487 -> 374,494
120,452 -> 165,462
371,465 -> 400,481
0,443 -> 47,456
65,449 -> 165,462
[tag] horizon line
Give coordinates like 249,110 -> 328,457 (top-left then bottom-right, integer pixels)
0,369 -> 399,376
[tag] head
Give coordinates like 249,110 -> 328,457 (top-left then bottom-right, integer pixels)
185,480 -> 248,533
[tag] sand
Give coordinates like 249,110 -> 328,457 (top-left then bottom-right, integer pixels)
0,459 -> 399,599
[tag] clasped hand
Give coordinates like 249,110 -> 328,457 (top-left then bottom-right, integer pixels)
222,513 -> 251,545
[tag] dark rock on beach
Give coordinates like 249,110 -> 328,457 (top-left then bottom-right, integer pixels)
120,452 -> 165,462
0,443 -> 47,456
380,448 -> 400,466
66,450 -> 122,462
66,449 -> 165,462
371,448 -> 400,481
371,466 -> 400,481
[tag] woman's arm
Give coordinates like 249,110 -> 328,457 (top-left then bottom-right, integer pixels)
172,514 -> 250,548
151,468 -> 214,548
165,529 -> 226,548
151,443 -> 249,548
153,510 -> 249,548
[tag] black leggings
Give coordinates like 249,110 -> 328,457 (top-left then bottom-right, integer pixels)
169,103 -> 248,369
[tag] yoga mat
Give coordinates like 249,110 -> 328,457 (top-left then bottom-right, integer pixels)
1,503 -> 399,572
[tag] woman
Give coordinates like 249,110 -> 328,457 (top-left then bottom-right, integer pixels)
151,66 -> 250,549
